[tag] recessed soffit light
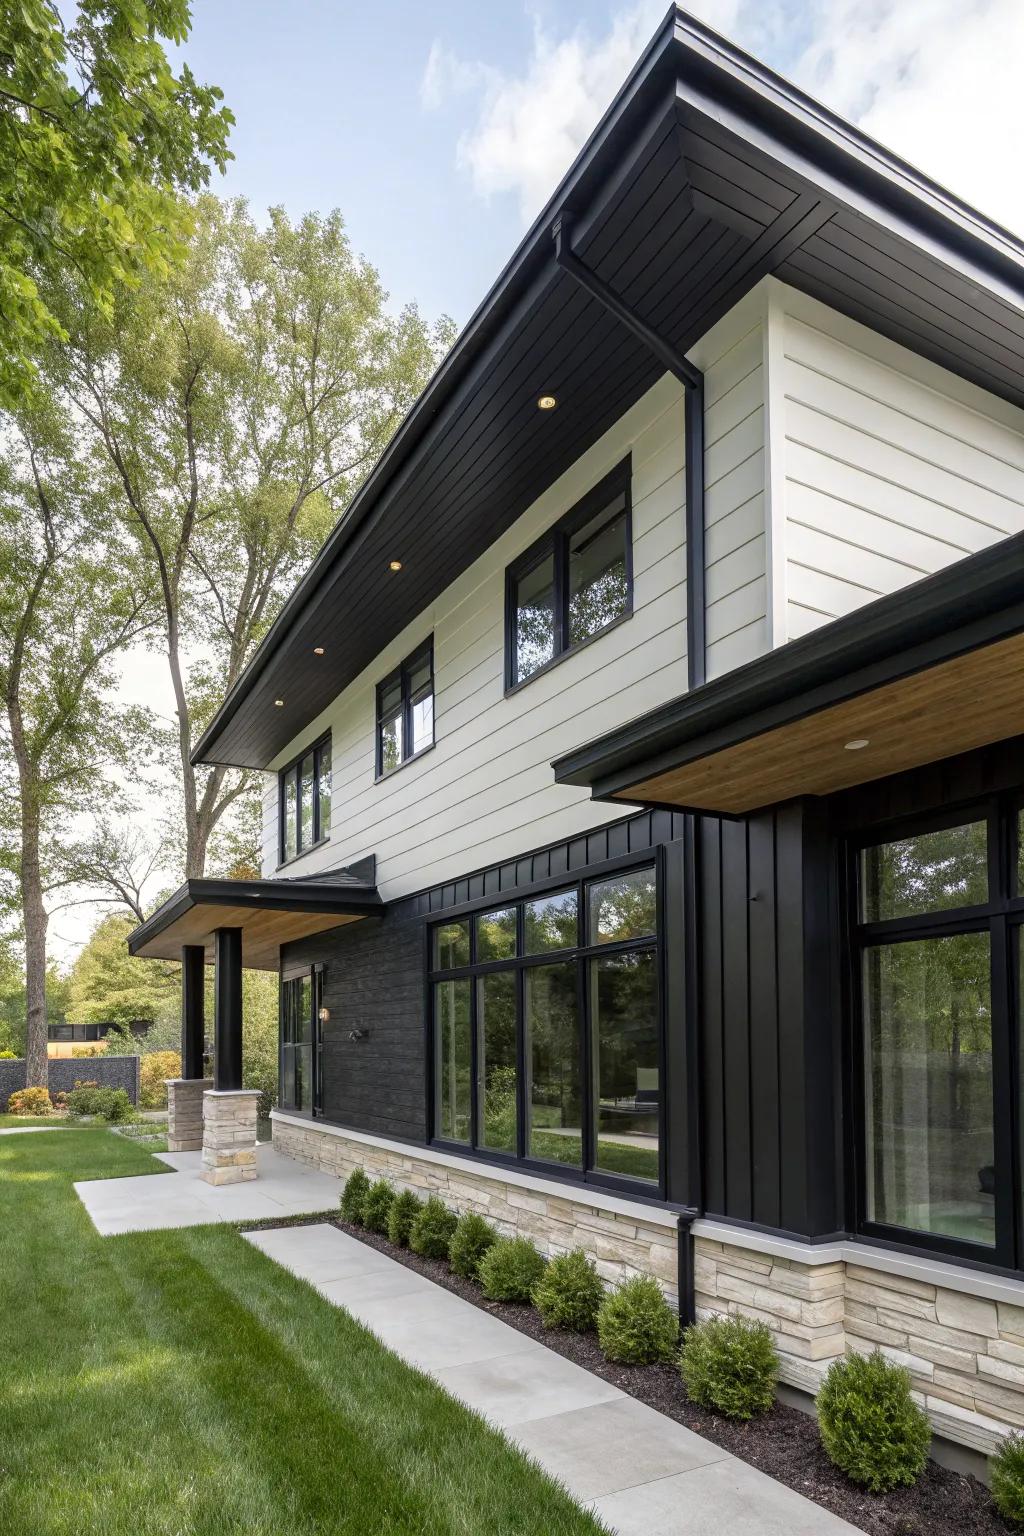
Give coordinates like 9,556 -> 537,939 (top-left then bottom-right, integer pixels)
389,559 -> 403,572
274,699 -> 285,707
313,646 -> 324,656
844,738 -> 870,751
537,394 -> 558,411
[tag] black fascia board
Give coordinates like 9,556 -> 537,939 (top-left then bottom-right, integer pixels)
192,4 -> 1024,773
127,877 -> 383,956
552,529 -> 1024,802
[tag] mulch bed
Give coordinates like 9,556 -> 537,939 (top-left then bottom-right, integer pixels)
320,1216 -> 1008,1536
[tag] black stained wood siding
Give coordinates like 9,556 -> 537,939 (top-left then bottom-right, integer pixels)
699,799 -> 841,1239
282,910 -> 427,1144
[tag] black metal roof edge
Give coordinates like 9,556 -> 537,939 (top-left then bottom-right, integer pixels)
671,10 -> 1024,274
126,876 -> 383,955
192,3 -> 1024,772
551,529 -> 1024,798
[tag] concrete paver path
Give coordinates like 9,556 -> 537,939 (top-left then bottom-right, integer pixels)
246,1223 -> 859,1536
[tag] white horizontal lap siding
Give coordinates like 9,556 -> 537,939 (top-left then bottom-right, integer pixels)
261,291 -> 771,894
776,286 -> 1024,641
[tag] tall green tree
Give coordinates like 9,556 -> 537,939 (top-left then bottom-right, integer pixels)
0,398 -> 155,1084
0,0 -> 232,406
58,196 -> 455,877
66,911 -> 177,1026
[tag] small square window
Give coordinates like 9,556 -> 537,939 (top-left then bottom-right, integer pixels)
589,867 -> 657,945
434,921 -> 470,970
523,889 -> 578,953
476,907 -> 517,962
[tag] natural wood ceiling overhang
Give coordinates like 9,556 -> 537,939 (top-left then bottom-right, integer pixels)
193,8 -> 1024,773
127,878 -> 382,972
552,530 -> 1024,817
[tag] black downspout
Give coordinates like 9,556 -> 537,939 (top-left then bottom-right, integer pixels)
552,210 -> 706,690
553,212 -> 707,1325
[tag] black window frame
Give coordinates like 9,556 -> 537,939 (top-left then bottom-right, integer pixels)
427,852 -> 665,1200
504,457 -> 633,693
845,796 -> 1024,1271
279,963 -> 325,1118
375,637 -> 435,780
278,732 -> 331,867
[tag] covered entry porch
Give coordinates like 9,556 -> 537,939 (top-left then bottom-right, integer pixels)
128,872 -> 381,1183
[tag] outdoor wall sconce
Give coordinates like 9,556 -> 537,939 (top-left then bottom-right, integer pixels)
318,1005 -> 330,1023
348,1028 -> 369,1042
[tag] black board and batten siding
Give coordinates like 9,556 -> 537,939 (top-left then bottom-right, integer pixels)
699,800 -> 842,1240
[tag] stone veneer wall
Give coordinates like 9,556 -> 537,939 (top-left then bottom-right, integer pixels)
272,1115 -> 679,1301
696,1236 -> 1024,1455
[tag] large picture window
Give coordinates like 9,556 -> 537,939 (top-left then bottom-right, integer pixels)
505,459 -> 631,689
430,862 -> 660,1191
851,808 -> 1022,1264
279,735 -> 331,864
376,639 -> 434,778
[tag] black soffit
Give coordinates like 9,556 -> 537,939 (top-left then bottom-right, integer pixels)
194,7 -> 1024,773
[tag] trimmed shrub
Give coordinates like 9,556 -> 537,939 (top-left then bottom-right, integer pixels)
679,1315 -> 779,1420
597,1275 -> 679,1365
992,1432 -> 1024,1526
6,1086 -> 52,1116
387,1189 -> 423,1249
448,1212 -> 497,1279
140,1050 -> 182,1110
65,1083 -> 135,1122
478,1236 -> 547,1303
817,1349 -> 930,1493
534,1249 -> 604,1332
340,1167 -> 370,1225
102,1088 -> 136,1123
409,1197 -> 458,1260
362,1179 -> 395,1235
0,1049 -> 17,1059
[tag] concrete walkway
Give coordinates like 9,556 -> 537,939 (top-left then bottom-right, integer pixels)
75,1144 -> 342,1234
246,1222 -> 858,1536
0,1123 -> 71,1134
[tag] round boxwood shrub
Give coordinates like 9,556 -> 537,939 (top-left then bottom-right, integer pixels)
992,1432 -> 1024,1526
533,1249 -> 604,1332
597,1275 -> 679,1365
448,1212 -> 497,1279
478,1236 -> 547,1303
362,1179 -> 395,1235
409,1196 -> 458,1260
679,1315 -> 779,1420
340,1167 -> 370,1225
817,1349 -> 931,1493
387,1189 -> 423,1248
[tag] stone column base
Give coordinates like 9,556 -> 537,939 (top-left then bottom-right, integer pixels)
200,1089 -> 261,1185
166,1077 -> 213,1152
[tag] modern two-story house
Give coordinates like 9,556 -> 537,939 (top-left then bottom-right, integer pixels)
130,7 -> 1024,1463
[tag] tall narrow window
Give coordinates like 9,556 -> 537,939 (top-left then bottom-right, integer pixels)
435,977 -> 471,1143
526,961 -> 582,1167
507,459 -> 631,688
856,818 -> 995,1250
279,735 -> 331,864
376,638 -> 434,777
280,972 -> 313,1113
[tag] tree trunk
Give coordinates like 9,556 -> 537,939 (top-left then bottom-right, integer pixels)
20,802 -> 49,1089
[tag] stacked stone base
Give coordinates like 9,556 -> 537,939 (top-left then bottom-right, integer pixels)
272,1113 -> 678,1299
696,1236 -> 1024,1456
201,1090 -> 260,1185
166,1077 -> 213,1152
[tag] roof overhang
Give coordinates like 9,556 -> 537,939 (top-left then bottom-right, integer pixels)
127,877 -> 383,972
552,532 -> 1024,816
192,6 -> 1024,774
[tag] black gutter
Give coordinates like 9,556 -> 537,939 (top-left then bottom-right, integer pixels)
552,526 -> 1024,802
127,876 -> 383,956
552,210 -> 707,690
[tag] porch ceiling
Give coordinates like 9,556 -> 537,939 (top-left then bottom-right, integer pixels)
127,877 -> 382,971
552,528 -> 1024,816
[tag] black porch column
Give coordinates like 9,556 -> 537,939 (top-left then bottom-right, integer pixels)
213,927 -> 243,1092
181,945 -> 206,1079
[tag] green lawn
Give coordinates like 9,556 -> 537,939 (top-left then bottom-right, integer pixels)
0,1129 -> 607,1536
0,1113 -> 72,1128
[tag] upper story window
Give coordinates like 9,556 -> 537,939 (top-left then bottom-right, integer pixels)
376,638 -> 434,779
505,457 -> 632,690
279,734 -> 331,864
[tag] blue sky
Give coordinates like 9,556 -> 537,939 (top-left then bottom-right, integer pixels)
175,1 -> 1024,334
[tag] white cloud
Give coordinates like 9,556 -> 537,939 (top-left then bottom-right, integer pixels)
422,0 -> 1024,238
